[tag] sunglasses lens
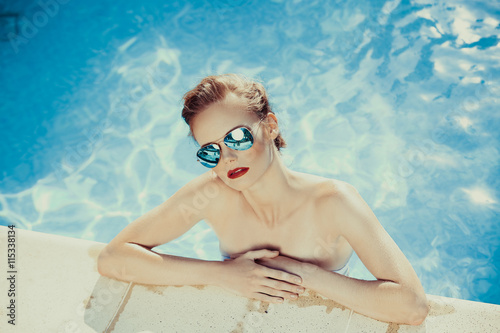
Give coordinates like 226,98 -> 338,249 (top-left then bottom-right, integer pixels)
196,126 -> 256,168
224,127 -> 253,150
197,144 -> 220,168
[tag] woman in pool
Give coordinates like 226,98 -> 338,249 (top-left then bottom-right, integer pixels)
98,73 -> 428,325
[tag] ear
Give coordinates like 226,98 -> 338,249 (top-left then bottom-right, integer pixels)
264,113 -> 279,141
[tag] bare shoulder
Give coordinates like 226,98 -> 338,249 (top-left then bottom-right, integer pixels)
185,170 -> 229,214
304,175 -> 364,230
313,177 -> 386,252
184,169 -> 219,189
290,172 -> 360,218
317,178 -> 356,198
101,170 -> 229,252
292,171 -> 355,200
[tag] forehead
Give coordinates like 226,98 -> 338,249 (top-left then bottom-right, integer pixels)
191,93 -> 257,146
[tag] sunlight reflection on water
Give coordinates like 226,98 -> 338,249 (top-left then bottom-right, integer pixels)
0,0 -> 498,304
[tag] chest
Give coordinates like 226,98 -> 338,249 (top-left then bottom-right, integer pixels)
207,193 -> 353,270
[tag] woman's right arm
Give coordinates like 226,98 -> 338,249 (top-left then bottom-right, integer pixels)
97,171 -> 304,303
97,171 -> 224,286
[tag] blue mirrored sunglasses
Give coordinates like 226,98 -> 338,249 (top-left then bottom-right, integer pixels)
196,120 -> 263,168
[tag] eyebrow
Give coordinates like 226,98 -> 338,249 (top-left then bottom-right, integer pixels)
199,124 -> 249,148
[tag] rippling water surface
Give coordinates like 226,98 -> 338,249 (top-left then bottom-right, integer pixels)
0,0 -> 498,304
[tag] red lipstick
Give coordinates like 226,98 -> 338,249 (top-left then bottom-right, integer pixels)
228,167 -> 249,179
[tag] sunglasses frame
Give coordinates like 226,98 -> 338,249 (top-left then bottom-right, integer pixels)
196,118 -> 264,168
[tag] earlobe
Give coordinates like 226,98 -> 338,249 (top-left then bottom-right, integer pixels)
271,128 -> 279,140
264,126 -> 278,141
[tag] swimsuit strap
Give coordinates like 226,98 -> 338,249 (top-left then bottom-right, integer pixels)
332,263 -> 350,276
331,253 -> 353,276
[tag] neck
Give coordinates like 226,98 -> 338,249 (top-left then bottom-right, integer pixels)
241,149 -> 298,228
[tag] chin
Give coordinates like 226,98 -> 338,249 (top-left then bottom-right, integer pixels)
224,172 -> 254,191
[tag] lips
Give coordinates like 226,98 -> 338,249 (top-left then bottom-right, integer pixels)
227,167 -> 249,179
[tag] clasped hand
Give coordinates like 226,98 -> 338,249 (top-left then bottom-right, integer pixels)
219,249 -> 317,303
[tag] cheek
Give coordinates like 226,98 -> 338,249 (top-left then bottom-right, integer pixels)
246,139 -> 271,165
246,145 -> 262,161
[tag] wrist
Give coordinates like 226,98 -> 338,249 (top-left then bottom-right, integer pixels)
299,262 -> 323,289
210,260 -> 228,288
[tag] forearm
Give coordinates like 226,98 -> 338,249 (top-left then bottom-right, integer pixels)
97,243 -> 224,286
302,264 -> 428,325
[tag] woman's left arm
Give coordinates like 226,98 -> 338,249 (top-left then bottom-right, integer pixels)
256,182 -> 429,325
306,182 -> 428,325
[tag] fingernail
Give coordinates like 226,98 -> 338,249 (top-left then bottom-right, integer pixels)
295,277 -> 302,284
291,294 -> 297,299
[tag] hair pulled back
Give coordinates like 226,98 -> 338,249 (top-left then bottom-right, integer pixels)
181,73 -> 286,151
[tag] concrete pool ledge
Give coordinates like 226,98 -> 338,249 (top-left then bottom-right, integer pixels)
1,227 -> 499,332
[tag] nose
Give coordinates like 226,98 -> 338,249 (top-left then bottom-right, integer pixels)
219,145 -> 237,165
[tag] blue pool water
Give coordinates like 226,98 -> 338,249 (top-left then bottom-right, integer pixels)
1,0 -> 499,305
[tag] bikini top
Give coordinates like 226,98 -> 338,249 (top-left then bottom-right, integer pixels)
220,248 -> 352,277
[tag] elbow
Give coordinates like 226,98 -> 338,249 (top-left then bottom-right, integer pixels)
97,246 -> 115,278
406,292 -> 429,326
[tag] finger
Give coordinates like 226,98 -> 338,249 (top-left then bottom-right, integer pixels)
252,292 -> 284,304
261,266 -> 303,286
245,249 -> 279,260
259,271 -> 305,295
258,285 -> 299,301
